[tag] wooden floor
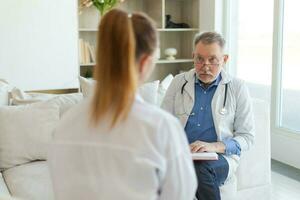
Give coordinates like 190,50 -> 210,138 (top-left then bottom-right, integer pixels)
271,160 -> 300,200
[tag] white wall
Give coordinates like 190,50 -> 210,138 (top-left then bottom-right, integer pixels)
0,0 -> 79,90
199,0 -> 224,33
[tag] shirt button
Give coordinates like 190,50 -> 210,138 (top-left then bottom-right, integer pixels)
200,107 -> 203,110
204,91 -> 207,94
197,123 -> 201,127
190,112 -> 195,116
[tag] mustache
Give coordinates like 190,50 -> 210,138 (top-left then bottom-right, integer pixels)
199,71 -> 213,76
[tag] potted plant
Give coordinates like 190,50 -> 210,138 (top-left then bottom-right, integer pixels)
79,0 -> 125,16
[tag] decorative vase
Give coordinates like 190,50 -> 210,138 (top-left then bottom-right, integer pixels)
164,48 -> 177,60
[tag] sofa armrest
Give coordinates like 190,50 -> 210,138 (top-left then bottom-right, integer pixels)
236,98 -> 271,190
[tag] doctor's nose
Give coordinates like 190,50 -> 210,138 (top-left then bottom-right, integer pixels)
203,65 -> 210,71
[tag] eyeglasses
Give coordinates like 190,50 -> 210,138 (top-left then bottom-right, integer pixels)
194,56 -> 222,67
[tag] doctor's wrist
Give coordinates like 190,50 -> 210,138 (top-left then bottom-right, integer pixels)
214,142 -> 226,154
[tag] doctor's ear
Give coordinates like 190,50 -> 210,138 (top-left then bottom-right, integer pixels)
138,54 -> 154,82
138,54 -> 151,73
223,55 -> 229,63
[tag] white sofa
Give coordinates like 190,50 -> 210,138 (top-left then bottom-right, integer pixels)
0,80 -> 271,200
220,98 -> 271,200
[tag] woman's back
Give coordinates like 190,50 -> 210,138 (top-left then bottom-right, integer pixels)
49,96 -> 196,200
48,8 -> 196,200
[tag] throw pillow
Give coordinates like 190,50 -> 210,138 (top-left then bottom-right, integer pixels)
49,93 -> 83,117
0,79 -> 12,106
157,74 -> 174,106
10,87 -> 83,117
78,76 -> 160,105
138,80 -> 159,105
0,101 -> 60,171
10,87 -> 55,105
78,76 -> 95,98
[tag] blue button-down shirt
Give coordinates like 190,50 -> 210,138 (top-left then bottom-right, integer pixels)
184,75 -> 241,156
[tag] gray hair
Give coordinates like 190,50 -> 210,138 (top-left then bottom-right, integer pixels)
193,31 -> 226,50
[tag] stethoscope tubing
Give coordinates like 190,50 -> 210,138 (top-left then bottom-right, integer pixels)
180,77 -> 228,115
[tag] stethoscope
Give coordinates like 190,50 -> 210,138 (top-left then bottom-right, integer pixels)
180,77 -> 229,115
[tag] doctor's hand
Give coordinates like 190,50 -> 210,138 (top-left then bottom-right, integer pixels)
190,140 -> 225,153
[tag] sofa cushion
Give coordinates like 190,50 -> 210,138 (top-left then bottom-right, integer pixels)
78,76 -> 160,105
0,101 -> 59,171
2,161 -> 54,200
220,175 -> 237,200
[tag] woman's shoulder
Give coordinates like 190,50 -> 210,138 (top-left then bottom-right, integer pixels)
52,99 -> 90,140
134,98 -> 176,118
132,100 -> 186,148
132,99 -> 182,133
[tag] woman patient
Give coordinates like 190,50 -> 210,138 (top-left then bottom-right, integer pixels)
48,9 -> 196,200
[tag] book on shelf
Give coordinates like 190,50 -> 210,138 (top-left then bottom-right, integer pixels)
84,42 -> 89,63
79,39 -> 84,64
192,152 -> 218,161
79,39 -> 96,64
87,43 -> 96,63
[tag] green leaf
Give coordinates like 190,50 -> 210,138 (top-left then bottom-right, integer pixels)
92,0 -> 120,16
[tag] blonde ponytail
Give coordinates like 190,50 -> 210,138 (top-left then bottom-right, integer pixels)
90,9 -> 158,128
91,9 -> 137,127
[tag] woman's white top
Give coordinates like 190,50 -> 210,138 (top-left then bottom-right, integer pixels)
48,95 -> 197,200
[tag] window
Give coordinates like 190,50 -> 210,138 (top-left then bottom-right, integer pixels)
224,0 -> 300,169
279,0 -> 300,132
236,0 -> 274,87
227,0 -> 300,134
228,0 -> 274,102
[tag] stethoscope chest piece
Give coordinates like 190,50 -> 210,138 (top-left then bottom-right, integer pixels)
219,107 -> 227,115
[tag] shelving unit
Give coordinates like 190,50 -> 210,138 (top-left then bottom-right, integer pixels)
78,0 -> 200,80
157,28 -> 199,32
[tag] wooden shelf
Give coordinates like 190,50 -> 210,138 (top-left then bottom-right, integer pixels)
156,59 -> 193,64
80,63 -> 95,66
158,28 -> 199,32
79,28 -> 98,32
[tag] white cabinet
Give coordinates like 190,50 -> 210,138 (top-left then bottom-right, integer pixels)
78,0 -> 200,80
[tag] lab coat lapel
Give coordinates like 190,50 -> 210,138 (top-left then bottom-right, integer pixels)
182,69 -> 195,116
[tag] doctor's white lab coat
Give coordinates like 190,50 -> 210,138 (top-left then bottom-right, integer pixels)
48,95 -> 197,200
161,69 -> 255,180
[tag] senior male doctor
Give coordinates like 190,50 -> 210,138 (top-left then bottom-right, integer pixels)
161,31 -> 255,200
